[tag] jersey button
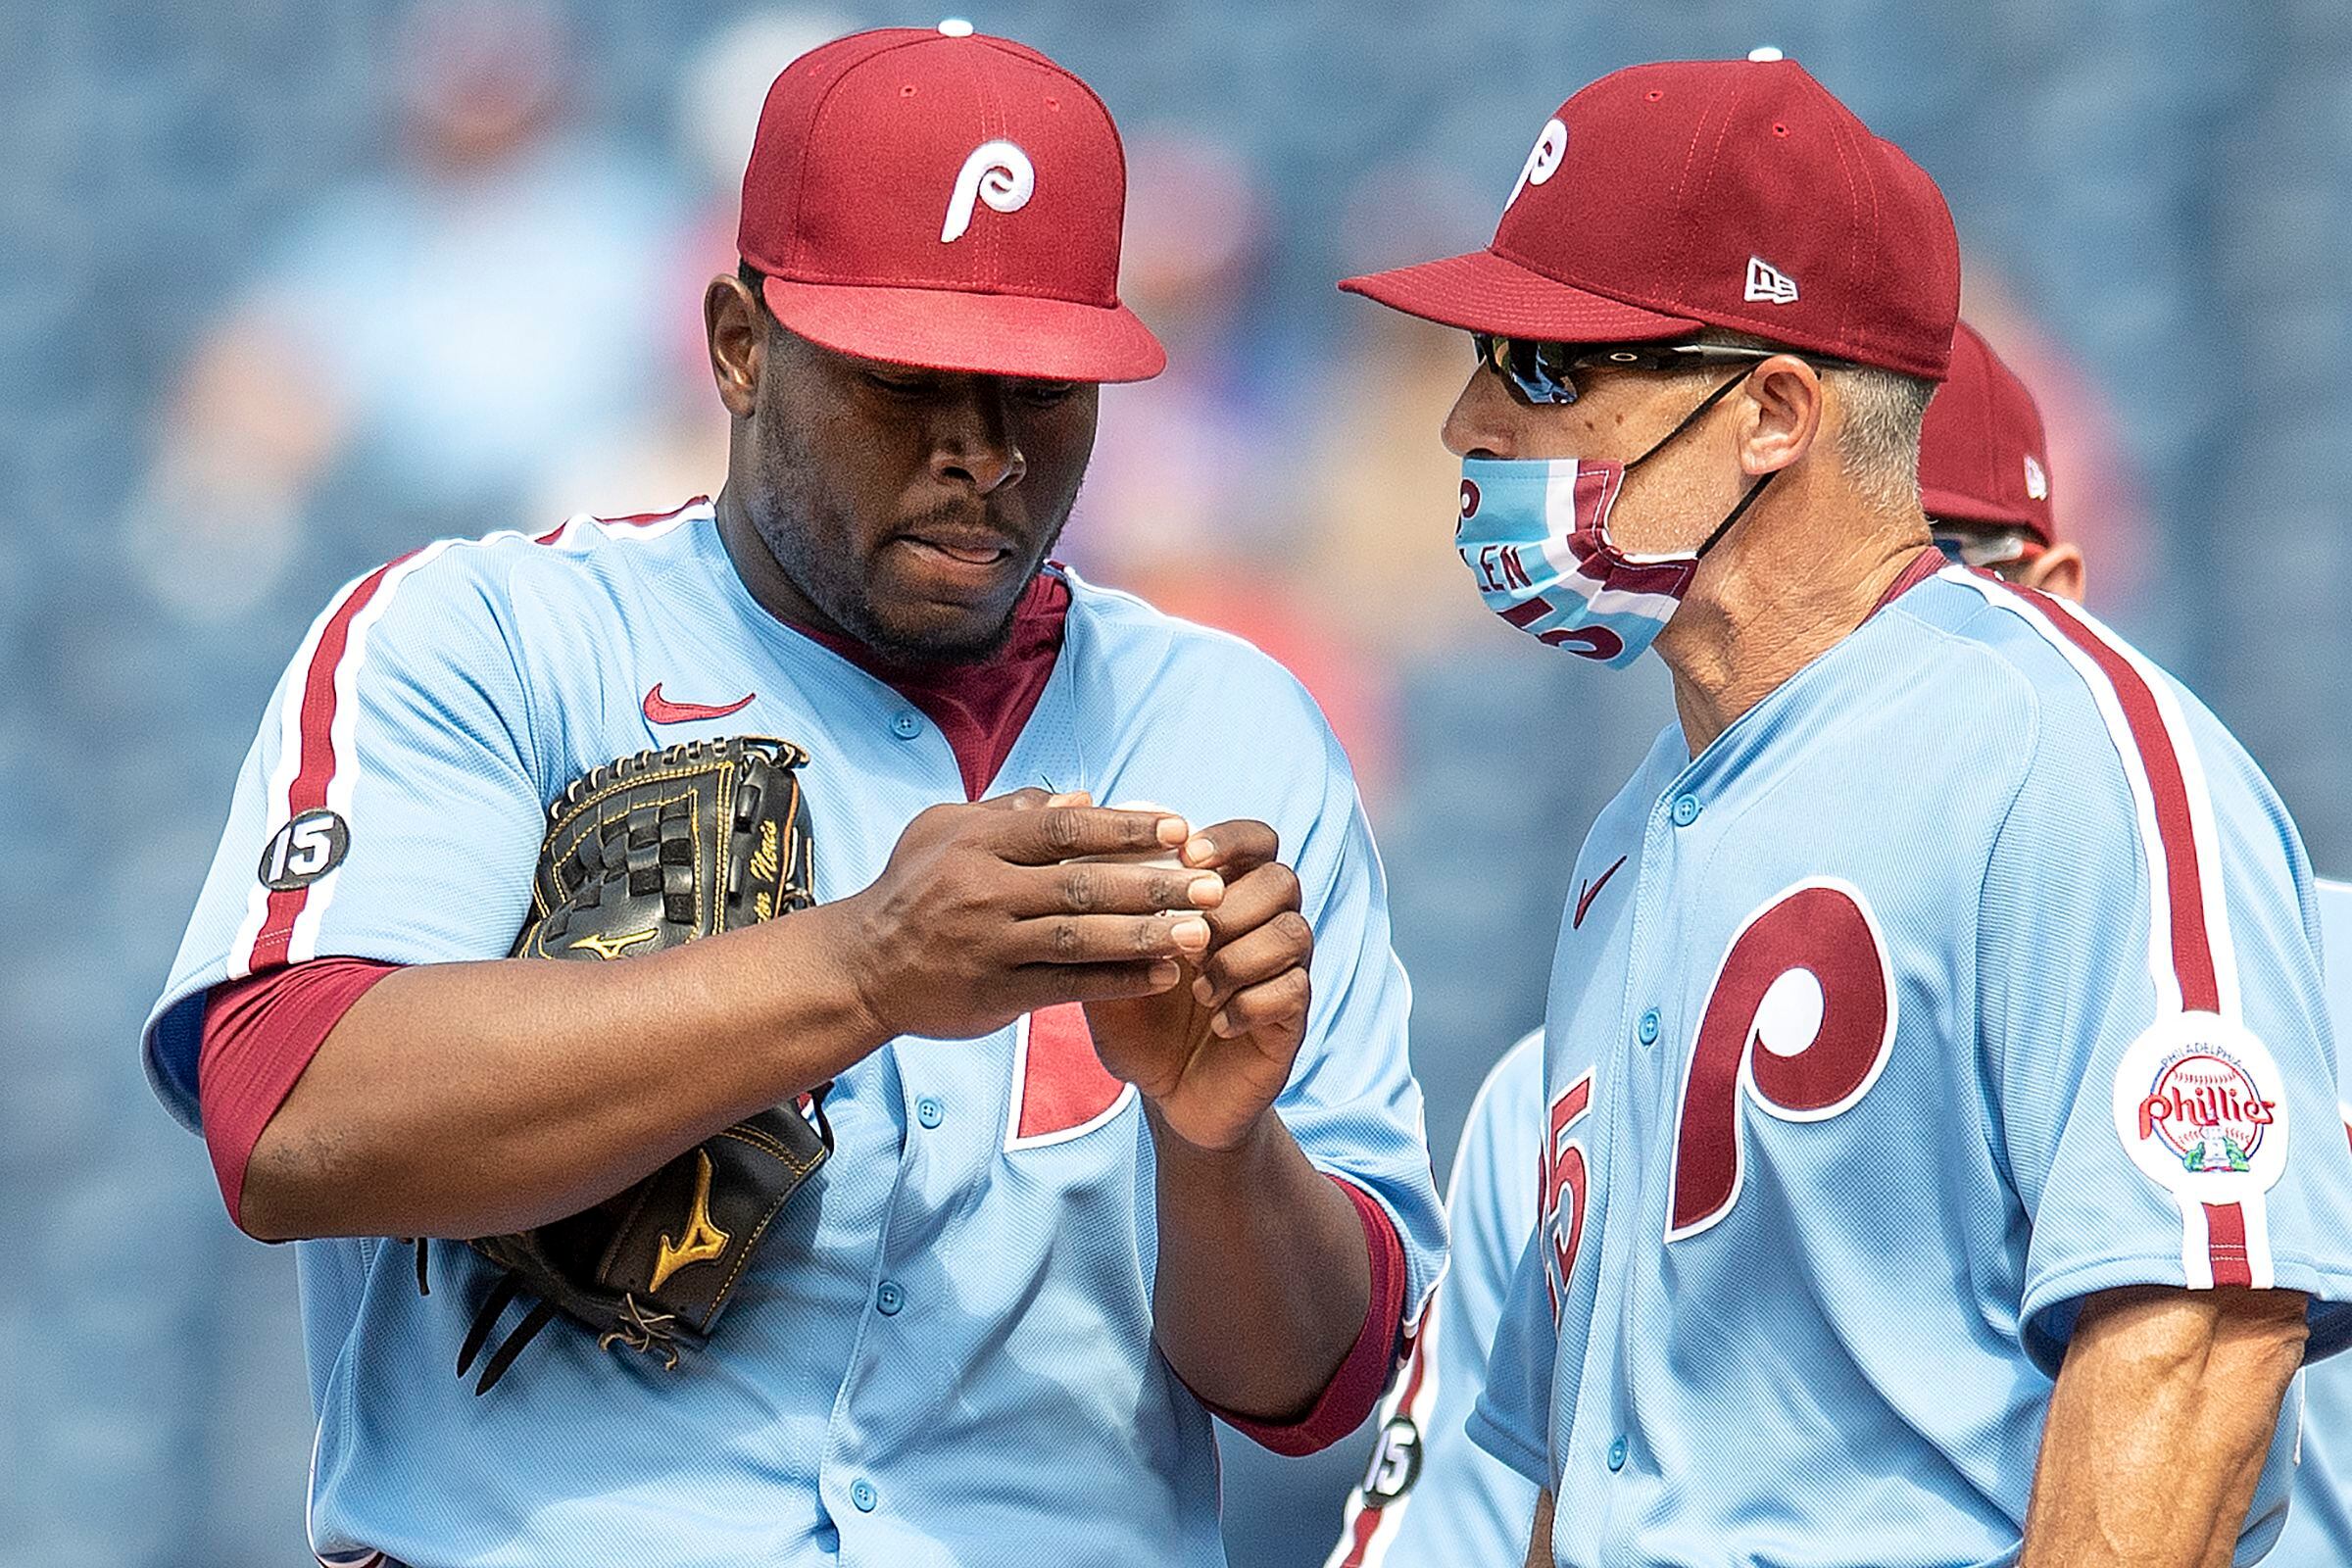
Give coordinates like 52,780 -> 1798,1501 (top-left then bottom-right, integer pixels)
915,1096 -> 945,1129
876,1280 -> 905,1315
1670,793 -> 1701,827
891,710 -> 923,739
1607,1436 -> 1628,1472
851,1479 -> 879,1512
1638,1008 -> 1661,1046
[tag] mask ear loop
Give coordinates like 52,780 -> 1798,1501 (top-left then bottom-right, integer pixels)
1691,468 -> 1777,560
1622,367 -> 1782,562
1624,369 -> 1754,469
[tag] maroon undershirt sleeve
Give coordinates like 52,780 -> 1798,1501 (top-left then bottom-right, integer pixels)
194,573 -> 1399,1421
198,956 -> 399,1231
202,955 -> 1413,1446
194,579 -> 1073,1234
1200,1175 -> 1412,1456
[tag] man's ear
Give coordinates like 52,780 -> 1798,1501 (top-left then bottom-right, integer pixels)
1740,356 -> 1827,477
706,273 -> 764,420
2019,541 -> 2085,604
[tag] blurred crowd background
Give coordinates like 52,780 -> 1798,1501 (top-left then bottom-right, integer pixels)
5,1 -> 2349,1563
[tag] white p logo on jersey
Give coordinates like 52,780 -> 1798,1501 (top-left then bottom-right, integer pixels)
942,139 -> 1035,242
1507,118 -> 1568,210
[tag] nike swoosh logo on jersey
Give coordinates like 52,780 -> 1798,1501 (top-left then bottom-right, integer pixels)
1574,855 -> 1629,929
643,683 -> 755,724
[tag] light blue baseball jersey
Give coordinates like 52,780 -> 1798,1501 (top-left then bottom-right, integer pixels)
2276,877 -> 2352,1564
1472,564 -> 2352,1568
142,499 -> 1446,1568
1326,1028 -> 1544,1568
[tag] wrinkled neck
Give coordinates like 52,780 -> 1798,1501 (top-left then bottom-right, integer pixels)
1661,521 -> 1930,756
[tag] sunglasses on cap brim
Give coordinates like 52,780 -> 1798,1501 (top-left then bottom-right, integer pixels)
1471,334 -> 1861,407
1931,527 -> 2047,572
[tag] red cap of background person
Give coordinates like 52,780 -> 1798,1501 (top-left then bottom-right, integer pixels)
1919,321 -> 2057,542
1340,53 -> 1960,380
739,22 -> 1164,382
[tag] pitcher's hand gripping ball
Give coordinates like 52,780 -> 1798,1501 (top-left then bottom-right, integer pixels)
424,737 -> 831,1393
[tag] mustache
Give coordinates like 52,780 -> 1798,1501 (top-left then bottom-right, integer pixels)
890,470 -> 1081,565
895,497 -> 1014,536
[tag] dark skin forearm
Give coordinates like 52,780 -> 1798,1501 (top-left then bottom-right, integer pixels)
243,783 -> 1374,1427
240,797 -> 1216,1241
1148,1103 -> 1371,1420
1071,803 -> 1371,1423
240,901 -> 884,1240
2021,1286 -> 2308,1568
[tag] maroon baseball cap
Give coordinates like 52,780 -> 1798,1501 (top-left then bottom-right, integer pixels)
1920,320 -> 2057,543
738,23 -> 1164,382
1341,55 -> 1960,380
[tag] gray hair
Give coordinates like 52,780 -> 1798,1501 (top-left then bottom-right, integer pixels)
1691,328 -> 1936,517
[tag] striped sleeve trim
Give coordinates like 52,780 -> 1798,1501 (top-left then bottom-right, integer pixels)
1323,1290 -> 1443,1568
1949,565 -> 2259,1288
228,544 -> 434,978
1325,1029 -> 1540,1567
225,498 -> 712,981
1951,566 -> 2237,1017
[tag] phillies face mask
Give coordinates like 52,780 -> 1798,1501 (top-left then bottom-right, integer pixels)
1455,372 -> 1775,667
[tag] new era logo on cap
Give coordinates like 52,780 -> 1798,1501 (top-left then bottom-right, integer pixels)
1339,57 -> 1960,381
2024,454 -> 2049,501
1743,256 -> 1798,305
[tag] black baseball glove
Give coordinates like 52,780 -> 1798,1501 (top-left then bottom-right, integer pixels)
417,736 -> 832,1394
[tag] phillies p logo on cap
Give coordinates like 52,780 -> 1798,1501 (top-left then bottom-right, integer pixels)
738,24 -> 1164,383
942,140 -> 1037,242
1341,55 -> 1961,383
1509,118 -> 1568,209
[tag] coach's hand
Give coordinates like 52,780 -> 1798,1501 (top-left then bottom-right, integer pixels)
838,791 -> 1217,1044
1083,812 -> 1312,1152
